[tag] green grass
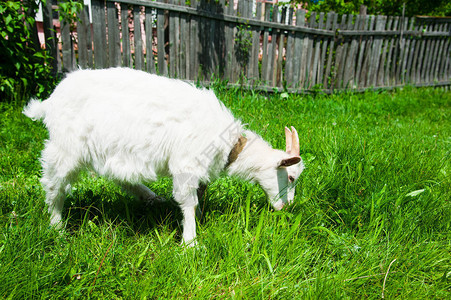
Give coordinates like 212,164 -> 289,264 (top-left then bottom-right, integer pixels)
1,86 -> 450,298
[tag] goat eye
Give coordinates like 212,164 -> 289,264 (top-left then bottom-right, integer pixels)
288,175 -> 295,183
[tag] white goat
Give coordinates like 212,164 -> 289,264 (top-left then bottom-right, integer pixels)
24,68 -> 304,245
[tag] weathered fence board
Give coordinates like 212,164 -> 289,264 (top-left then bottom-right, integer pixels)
37,0 -> 450,93
92,0 -> 107,69
324,12 -> 337,89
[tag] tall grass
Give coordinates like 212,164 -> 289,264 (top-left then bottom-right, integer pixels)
0,86 -> 450,298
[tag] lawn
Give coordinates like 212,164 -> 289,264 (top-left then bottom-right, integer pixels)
0,86 -> 450,298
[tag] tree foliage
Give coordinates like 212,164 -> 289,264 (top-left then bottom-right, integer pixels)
296,0 -> 451,17
0,0 -> 55,102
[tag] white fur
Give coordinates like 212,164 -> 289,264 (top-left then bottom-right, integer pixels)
24,68 -> 304,245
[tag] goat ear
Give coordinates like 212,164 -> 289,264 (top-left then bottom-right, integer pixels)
285,127 -> 292,153
278,156 -> 301,168
290,126 -> 300,156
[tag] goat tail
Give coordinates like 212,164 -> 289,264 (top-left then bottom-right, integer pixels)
23,98 -> 48,121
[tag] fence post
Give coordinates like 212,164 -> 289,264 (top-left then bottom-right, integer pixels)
61,19 -> 75,72
92,0 -> 107,69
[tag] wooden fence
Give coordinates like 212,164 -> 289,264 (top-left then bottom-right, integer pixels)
40,0 -> 451,93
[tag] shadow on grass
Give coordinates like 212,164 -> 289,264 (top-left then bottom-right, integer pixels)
62,183 -> 182,238
59,176 -> 267,241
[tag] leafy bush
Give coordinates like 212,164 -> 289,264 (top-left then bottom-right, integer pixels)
0,0 -> 55,102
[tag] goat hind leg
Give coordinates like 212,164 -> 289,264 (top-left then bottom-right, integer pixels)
40,142 -> 80,228
121,183 -> 166,203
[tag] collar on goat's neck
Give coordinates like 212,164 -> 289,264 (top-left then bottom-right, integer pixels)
225,135 -> 247,169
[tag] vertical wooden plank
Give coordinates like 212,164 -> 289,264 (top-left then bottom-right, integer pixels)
337,14 -> 354,88
175,0 -> 181,78
121,3 -> 131,67
430,23 -> 443,81
355,15 -> 370,87
293,9 -> 306,89
414,19 -> 425,83
426,23 -> 438,82
222,0 -> 230,81
285,7 -> 295,88
368,15 -> 386,87
190,0 -> 199,80
157,7 -> 167,75
420,22 -> 431,83
378,16 -> 392,86
215,0 -> 226,79
180,2 -> 190,79
107,1 -> 120,67
178,0 -> 185,79
405,18 -> 417,83
42,0 -> 58,73
265,5 -> 277,86
224,0 -> 235,82
395,16 -> 407,84
237,0 -> 244,19
298,12 -> 312,88
443,25 -> 451,81
208,0 -> 217,79
61,20 -> 74,72
400,17 -> 411,83
433,23 -> 444,82
428,22 -> 438,84
336,14 -> 350,88
261,3 -> 272,84
299,11 -> 310,88
310,12 -> 324,88
387,17 -> 399,85
197,0 -> 207,79
383,16 -> 394,86
77,6 -> 88,69
250,2 -> 262,84
107,1 -> 116,67
318,12 -> 331,88
323,11 -> 337,90
87,8 -> 94,68
276,7 -> 287,87
199,0 -> 213,80
134,5 -> 144,70
269,6 -> 279,87
92,0 -> 107,69
343,14 -> 361,88
168,0 -> 176,77
424,22 -> 436,83
238,0 -> 251,81
303,12 -> 317,88
399,17 -> 411,84
145,6 -> 157,74
376,15 -> 389,86
332,14 -> 346,89
437,23 -> 450,81
359,15 -> 375,88
393,16 -> 402,85
227,0 -> 239,82
409,18 -> 421,84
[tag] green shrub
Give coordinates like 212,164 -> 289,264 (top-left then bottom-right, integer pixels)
0,0 -> 55,102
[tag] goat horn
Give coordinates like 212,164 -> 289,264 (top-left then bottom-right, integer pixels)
291,126 -> 300,156
285,127 -> 292,154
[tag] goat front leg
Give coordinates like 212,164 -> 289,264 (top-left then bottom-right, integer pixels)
181,205 -> 197,246
172,173 -> 199,246
196,183 -> 208,220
